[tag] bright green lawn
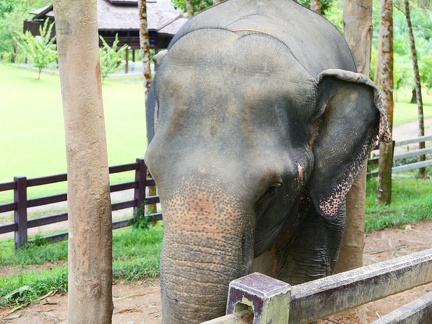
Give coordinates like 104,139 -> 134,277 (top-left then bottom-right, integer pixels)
393,89 -> 432,126
0,64 -> 146,182
0,64 -> 146,202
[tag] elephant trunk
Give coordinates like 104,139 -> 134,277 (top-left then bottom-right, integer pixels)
159,180 -> 255,323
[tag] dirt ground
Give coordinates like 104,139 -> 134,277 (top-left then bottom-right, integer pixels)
1,221 -> 431,324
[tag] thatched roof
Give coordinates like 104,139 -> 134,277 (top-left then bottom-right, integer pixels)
28,0 -> 187,36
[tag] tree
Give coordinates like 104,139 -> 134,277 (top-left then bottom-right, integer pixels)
52,0 -> 113,322
99,34 -> 127,81
333,0 -> 373,274
171,0 -> 213,15
138,0 -> 157,214
403,0 -> 426,178
376,0 -> 395,205
311,0 -> 322,13
15,19 -> 57,79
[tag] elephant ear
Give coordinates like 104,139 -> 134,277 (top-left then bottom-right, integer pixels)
309,69 -> 390,219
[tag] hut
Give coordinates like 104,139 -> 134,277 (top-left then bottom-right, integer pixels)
24,0 -> 188,69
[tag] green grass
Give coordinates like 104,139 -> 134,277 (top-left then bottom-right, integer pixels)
393,88 -> 432,126
0,63 -> 146,202
0,223 -> 163,306
365,176 -> 432,231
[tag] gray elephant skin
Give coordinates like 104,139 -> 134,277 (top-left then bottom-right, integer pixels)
145,0 -> 389,322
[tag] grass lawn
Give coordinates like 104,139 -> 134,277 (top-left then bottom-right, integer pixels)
0,223 -> 162,306
393,88 -> 432,126
0,64 -> 146,202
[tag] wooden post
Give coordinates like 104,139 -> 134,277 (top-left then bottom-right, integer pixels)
134,158 -> 147,216
226,272 -> 291,323
14,176 -> 28,248
125,46 -> 129,74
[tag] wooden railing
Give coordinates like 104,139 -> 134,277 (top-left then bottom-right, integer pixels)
0,158 -> 160,248
207,248 -> 432,323
368,135 -> 432,177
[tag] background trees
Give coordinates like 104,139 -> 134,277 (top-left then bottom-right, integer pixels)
15,19 -> 57,79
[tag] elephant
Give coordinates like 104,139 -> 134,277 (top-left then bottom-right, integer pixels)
144,0 -> 390,322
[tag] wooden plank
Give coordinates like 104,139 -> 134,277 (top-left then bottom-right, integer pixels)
289,248 -> 432,323
27,193 -> 67,208
14,176 -> 28,248
146,196 -> 160,205
0,202 -> 17,213
0,181 -> 15,192
146,178 -> 156,187
109,162 -> 138,174
392,160 -> 432,173
395,135 -> 432,146
112,200 -> 136,211
371,290 -> 432,324
112,218 -> 132,229
27,174 -> 67,187
394,147 -> 432,160
110,182 -> 136,193
27,213 -> 68,228
147,212 -> 163,221
134,158 -> 146,208
201,310 -> 253,324
0,222 -> 18,234
28,232 -> 68,243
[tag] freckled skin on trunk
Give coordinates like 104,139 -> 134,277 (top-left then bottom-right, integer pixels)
158,177 -> 255,323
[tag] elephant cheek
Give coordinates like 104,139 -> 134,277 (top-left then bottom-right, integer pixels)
159,191 -> 255,323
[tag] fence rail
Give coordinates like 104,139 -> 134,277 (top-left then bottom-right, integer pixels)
368,135 -> 432,177
209,248 -> 432,323
0,158 -> 160,248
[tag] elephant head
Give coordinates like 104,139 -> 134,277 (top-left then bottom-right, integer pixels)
144,1 -> 389,322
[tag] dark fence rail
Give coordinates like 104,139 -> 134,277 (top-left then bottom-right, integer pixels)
0,158 -> 160,248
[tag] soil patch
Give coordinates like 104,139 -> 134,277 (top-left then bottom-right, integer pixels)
1,221 -> 432,323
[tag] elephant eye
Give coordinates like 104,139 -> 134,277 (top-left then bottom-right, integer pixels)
262,185 -> 280,199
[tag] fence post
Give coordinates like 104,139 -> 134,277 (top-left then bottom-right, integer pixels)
14,176 -> 28,248
134,158 -> 146,216
226,272 -> 291,323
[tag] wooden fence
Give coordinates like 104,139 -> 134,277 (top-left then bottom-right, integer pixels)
368,135 -> 432,177
0,158 -> 160,248
207,248 -> 432,323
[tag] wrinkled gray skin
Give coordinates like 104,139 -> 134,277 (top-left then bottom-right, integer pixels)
145,0 -> 388,322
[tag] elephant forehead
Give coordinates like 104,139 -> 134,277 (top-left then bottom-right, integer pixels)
156,29 -> 317,130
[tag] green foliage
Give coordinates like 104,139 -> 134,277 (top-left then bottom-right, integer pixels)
99,34 -> 127,81
129,203 -> 157,230
0,0 -> 51,62
296,0 -> 334,15
365,177 -> 432,231
171,0 -> 213,15
15,19 -> 57,79
0,267 -> 68,306
0,224 -> 163,306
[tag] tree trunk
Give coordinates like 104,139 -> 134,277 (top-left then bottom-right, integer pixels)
404,0 -> 426,178
334,0 -> 373,273
311,0 -> 322,13
139,0 -> 157,214
374,26 -> 383,87
376,0 -> 394,205
186,0 -> 194,17
52,1 -> 113,323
